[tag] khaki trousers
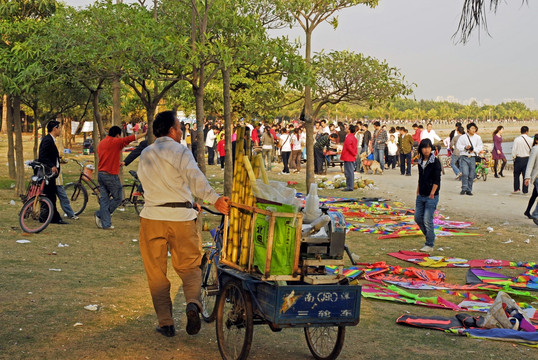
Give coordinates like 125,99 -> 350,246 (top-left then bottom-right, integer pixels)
139,217 -> 202,326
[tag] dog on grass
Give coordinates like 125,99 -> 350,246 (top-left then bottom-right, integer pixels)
360,152 -> 383,175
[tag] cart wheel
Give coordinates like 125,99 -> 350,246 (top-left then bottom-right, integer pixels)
216,280 -> 253,360
304,326 -> 345,360
200,253 -> 218,323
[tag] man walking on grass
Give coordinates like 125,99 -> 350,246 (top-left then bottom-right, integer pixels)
137,111 -> 229,337
38,120 -> 67,225
95,126 -> 146,230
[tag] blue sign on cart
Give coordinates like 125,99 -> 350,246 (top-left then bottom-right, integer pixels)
255,283 -> 361,327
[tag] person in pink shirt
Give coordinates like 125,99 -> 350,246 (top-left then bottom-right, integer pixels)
340,125 -> 358,192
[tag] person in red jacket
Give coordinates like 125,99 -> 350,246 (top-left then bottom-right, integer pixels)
340,125 -> 358,192
216,133 -> 226,169
95,126 -> 146,229
412,123 -> 422,145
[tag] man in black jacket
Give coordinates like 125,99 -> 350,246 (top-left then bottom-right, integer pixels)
38,120 -> 67,224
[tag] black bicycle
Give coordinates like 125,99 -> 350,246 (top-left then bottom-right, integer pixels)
64,159 -> 144,215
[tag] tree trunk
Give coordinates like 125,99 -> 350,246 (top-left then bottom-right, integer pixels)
222,67 -> 233,197
1,94 -> 7,134
304,29 -> 315,194
194,86 -> 206,175
112,75 -> 121,126
92,89 -> 105,140
33,106 -> 39,159
12,96 -> 25,196
5,95 -> 16,179
92,90 -> 102,175
146,105 -> 155,143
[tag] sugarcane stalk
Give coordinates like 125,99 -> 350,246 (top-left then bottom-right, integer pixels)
255,153 -> 269,184
243,156 -> 260,196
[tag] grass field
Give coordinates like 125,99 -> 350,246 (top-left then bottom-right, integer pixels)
0,133 -> 536,360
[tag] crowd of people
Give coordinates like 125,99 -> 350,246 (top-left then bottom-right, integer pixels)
35,112 -> 538,338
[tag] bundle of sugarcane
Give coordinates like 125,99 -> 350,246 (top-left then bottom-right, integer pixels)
227,127 -> 270,267
228,127 -> 245,263
238,156 -> 258,266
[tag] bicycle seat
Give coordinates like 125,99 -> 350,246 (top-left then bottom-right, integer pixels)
129,170 -> 139,179
28,160 -> 43,169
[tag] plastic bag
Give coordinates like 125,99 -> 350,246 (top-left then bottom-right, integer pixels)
253,203 -> 298,276
481,291 -> 535,331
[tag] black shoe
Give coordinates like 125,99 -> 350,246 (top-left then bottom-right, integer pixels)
460,191 -> 466,195
466,191 -> 473,196
186,303 -> 201,335
52,219 -> 69,224
524,211 -> 532,219
499,172 -> 504,177
156,325 -> 175,337
494,174 -> 499,178
341,188 -> 353,192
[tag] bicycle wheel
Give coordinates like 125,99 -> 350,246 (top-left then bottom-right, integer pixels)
19,196 -> 54,233
200,252 -> 219,323
64,182 -> 88,215
133,193 -> 145,215
482,168 -> 488,181
304,326 -> 346,360
216,280 -> 253,360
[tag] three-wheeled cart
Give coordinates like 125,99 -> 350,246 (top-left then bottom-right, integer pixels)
200,206 -> 362,360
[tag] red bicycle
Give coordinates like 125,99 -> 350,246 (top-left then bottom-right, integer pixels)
19,161 -> 55,233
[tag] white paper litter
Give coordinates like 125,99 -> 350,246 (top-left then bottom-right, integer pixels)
502,239 -> 513,244
437,247 -> 444,252
73,322 -> 83,327
84,305 -> 98,311
524,239 -> 530,244
58,243 -> 69,247
132,239 -> 138,242
486,227 -> 494,233
9,200 -> 16,205
16,239 -> 31,244
49,268 -> 62,272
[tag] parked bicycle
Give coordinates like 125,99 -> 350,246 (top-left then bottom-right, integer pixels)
19,161 -> 55,233
64,159 -> 144,215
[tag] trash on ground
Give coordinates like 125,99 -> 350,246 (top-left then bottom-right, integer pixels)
84,304 -> 99,311
16,239 -> 31,244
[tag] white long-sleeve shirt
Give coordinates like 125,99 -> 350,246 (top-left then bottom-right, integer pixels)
456,133 -> 483,157
138,136 -> 220,221
387,140 -> 398,156
420,129 -> 441,143
512,134 -> 533,159
205,129 -> 217,147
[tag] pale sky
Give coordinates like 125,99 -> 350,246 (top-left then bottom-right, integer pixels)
65,0 -> 538,109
